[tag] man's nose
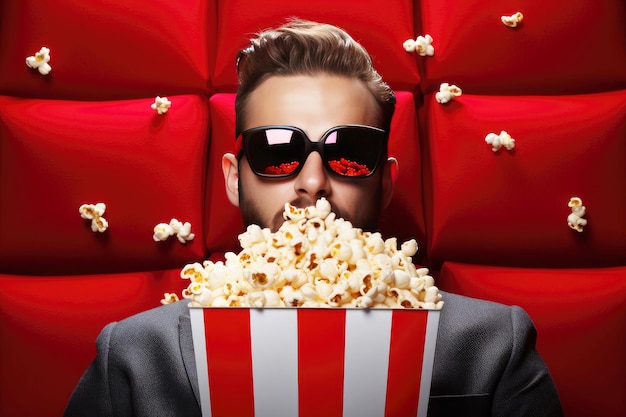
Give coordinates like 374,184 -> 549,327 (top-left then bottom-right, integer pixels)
293,151 -> 330,200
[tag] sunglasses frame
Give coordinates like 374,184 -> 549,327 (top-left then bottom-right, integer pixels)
237,124 -> 389,179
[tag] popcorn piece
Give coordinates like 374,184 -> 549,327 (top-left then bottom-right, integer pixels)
415,35 -> 435,56
401,239 -> 418,257
26,47 -> 52,75
173,197 -> 443,310
151,96 -> 171,115
435,83 -> 462,104
403,39 -> 417,52
79,203 -> 108,233
502,12 -> 524,28
403,35 -> 434,56
161,292 -> 180,305
567,197 -> 587,232
153,218 -> 195,243
153,222 -> 175,241
485,130 -> 516,152
170,219 -> 195,244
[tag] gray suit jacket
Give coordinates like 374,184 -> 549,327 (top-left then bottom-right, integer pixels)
64,292 -> 563,417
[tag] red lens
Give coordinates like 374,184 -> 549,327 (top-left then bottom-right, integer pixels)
328,158 -> 371,176
263,161 -> 301,175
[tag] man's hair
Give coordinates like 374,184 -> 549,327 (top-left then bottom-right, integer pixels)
235,18 -> 396,137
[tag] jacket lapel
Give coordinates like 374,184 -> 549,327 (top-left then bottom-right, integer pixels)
179,311 -> 202,410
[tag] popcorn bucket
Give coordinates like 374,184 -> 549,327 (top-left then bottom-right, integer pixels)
190,307 -> 440,417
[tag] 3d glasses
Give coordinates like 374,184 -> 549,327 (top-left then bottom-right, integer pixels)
236,125 -> 388,178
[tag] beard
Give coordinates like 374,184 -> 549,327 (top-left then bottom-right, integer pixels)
237,188 -> 283,231
237,176 -> 384,233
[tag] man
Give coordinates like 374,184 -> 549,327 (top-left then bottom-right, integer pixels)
65,19 -> 563,416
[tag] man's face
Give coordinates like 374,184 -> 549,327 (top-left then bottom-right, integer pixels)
223,74 -> 396,232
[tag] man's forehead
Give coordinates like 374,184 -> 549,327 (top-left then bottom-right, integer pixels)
244,74 -> 380,136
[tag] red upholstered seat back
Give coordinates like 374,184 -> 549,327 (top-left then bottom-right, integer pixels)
422,90 -> 626,270
0,96 -> 209,275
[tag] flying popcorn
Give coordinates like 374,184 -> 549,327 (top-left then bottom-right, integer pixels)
567,197 -> 587,232
161,292 -> 180,305
151,96 -> 171,114
79,203 -> 108,233
403,34 -> 434,56
415,34 -> 435,56
153,222 -> 175,241
435,82 -> 462,104
25,47 -> 52,75
485,130 -> 516,152
171,219 -> 195,243
174,198 -> 443,309
502,12 -> 524,28
403,39 -> 417,52
153,218 -> 195,243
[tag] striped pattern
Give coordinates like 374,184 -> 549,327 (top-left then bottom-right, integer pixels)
190,308 -> 439,417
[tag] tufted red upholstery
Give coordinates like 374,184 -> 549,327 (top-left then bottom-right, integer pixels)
0,95 -> 209,275
0,270 -> 184,414
1,1 -> 624,416
0,0 -> 214,99
417,1 -> 626,95
423,91 -> 626,270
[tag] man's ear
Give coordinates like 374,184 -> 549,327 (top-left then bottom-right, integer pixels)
222,153 -> 240,207
381,157 -> 398,209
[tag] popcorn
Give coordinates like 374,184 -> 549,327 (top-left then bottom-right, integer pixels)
485,130 -> 516,152
151,96 -> 171,115
403,39 -> 417,52
567,197 -> 587,232
79,203 -> 108,233
435,82 -> 462,104
161,292 -> 180,305
171,219 -> 195,243
403,34 -> 435,56
176,198 -> 443,309
26,47 -> 52,75
153,218 -> 195,243
153,222 -> 174,241
502,12 -> 524,28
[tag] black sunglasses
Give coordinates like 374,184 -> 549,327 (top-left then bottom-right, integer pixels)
236,125 -> 388,178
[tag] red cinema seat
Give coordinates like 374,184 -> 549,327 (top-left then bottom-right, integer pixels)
0,269 -> 186,417
0,95 -> 210,275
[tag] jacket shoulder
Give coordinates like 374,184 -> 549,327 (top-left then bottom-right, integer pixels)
432,292 -> 532,392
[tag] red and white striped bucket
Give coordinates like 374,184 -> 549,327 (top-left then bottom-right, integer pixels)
190,308 -> 440,417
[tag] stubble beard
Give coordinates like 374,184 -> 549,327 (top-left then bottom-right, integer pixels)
237,177 -> 384,233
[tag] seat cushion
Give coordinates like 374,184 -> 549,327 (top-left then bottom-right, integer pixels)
418,0 -> 626,94
422,90 -> 626,269
0,0 -> 213,99
0,269 -> 186,417
0,95 -> 209,274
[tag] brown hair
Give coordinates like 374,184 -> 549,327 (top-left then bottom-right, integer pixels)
235,18 -> 396,136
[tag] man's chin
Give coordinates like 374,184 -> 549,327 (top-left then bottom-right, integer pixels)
239,201 -> 287,232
